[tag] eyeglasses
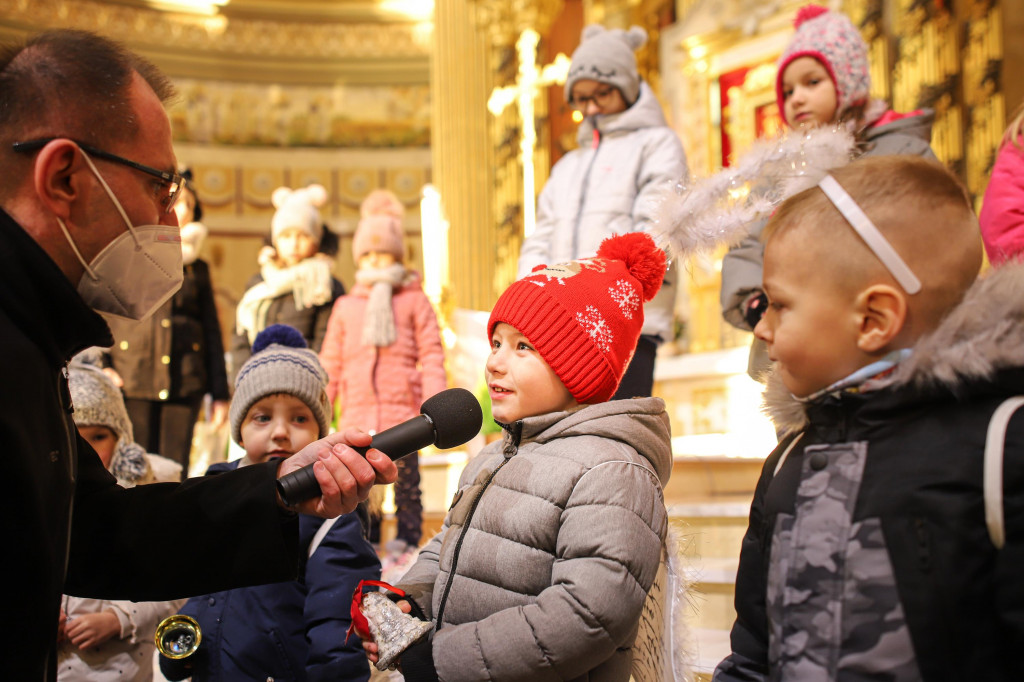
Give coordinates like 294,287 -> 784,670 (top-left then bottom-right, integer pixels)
12,137 -> 185,214
569,85 -> 620,111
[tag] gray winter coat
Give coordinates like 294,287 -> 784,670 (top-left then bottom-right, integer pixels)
719,108 -> 937,379
518,83 -> 688,343
398,397 -> 673,682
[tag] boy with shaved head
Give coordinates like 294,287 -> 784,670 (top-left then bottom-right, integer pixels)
715,155 -> 1024,682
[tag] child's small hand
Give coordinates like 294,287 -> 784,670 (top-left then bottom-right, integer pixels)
258,245 -> 281,269
65,611 -> 120,650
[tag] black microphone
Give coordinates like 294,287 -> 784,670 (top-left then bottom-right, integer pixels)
276,387 -> 483,507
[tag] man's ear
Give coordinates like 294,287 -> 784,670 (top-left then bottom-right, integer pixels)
32,139 -> 87,220
854,284 -> 906,353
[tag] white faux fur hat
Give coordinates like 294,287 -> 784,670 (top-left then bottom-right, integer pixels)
271,184 -> 328,243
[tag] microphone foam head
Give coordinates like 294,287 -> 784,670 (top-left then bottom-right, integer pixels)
421,388 -> 483,449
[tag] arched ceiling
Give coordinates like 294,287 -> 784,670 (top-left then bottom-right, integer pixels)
0,0 -> 432,85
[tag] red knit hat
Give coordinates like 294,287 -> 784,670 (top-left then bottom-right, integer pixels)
489,232 -> 666,404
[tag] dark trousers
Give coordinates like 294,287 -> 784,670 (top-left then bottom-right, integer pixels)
611,334 -> 659,400
368,451 -> 423,548
124,397 -> 202,479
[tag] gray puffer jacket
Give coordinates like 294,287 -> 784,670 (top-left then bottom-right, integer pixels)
518,83 -> 688,343
398,397 -> 673,682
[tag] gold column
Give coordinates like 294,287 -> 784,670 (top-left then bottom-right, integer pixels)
431,0 -> 499,313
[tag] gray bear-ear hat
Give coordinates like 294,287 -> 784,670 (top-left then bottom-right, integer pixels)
564,24 -> 648,107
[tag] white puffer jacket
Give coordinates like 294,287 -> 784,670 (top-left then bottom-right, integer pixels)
518,83 -> 688,343
398,397 -> 673,681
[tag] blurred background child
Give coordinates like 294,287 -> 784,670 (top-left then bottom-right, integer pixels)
102,171 -> 230,477
979,97 -> 1024,266
319,189 -> 446,576
58,352 -> 182,682
719,4 -> 937,380
517,24 -> 687,399
230,184 -> 345,384
159,325 -> 378,682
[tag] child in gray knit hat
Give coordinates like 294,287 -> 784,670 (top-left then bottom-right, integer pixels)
160,324 -> 379,682
59,351 -> 183,681
518,23 -> 687,400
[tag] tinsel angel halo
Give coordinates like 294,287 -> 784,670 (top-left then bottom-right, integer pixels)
652,125 -> 857,259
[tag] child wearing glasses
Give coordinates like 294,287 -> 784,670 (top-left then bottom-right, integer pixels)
713,155 -> 1024,681
516,24 -> 687,399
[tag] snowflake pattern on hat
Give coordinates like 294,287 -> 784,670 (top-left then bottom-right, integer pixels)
609,279 -> 641,319
488,232 -> 666,404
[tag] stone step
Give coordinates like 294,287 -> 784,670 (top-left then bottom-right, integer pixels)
683,556 -> 739,633
668,498 -> 752,563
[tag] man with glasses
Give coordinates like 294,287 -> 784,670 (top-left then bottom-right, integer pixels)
518,24 -> 688,400
0,29 -> 397,680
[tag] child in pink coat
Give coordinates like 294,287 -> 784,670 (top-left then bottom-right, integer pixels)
979,99 -> 1024,266
319,189 -> 447,564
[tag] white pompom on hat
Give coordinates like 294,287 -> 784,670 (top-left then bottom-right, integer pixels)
271,184 -> 329,243
564,24 -> 647,107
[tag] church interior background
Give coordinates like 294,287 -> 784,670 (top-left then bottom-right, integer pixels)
3,0 -> 1020,677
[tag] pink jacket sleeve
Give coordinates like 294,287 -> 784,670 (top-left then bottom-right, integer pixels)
412,291 -> 448,402
318,297 -> 346,408
980,140 -> 1024,266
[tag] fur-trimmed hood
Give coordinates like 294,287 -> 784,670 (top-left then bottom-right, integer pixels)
765,263 -> 1024,432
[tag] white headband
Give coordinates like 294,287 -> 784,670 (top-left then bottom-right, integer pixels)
817,175 -> 922,295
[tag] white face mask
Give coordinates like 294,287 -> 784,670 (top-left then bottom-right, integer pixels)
57,148 -> 183,321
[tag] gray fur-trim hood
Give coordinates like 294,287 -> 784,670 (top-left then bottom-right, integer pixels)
764,263 -> 1024,433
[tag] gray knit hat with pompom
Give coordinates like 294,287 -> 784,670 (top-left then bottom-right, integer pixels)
229,324 -> 331,445
564,24 -> 647,106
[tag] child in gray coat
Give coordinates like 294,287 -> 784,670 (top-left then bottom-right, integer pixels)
360,233 -> 675,681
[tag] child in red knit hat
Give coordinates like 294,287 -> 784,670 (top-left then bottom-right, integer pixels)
357,232 -> 683,681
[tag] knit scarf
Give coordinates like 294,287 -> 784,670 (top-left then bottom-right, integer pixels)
355,264 -> 406,347
236,254 -> 334,344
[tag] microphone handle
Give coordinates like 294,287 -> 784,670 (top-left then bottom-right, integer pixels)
276,415 -> 436,507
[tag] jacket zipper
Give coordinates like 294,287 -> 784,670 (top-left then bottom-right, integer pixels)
570,125 -> 602,260
434,425 -> 520,629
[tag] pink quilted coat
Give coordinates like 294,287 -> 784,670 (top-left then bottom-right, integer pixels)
979,138 -> 1024,266
318,272 -> 447,432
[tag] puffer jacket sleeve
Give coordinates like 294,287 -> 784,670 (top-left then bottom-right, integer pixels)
396,525 -> 445,620
632,127 -> 687,233
303,513 -> 380,682
517,159 -> 567,278
432,449 -> 667,682
720,217 -> 769,331
411,290 -> 447,401
319,296 -> 348,408
979,141 -> 1024,266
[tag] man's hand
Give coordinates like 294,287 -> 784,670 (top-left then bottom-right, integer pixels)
277,428 -> 398,518
65,611 -> 121,650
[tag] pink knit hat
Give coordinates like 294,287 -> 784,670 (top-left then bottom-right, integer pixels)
488,232 -> 666,404
352,189 -> 405,263
775,5 -> 870,126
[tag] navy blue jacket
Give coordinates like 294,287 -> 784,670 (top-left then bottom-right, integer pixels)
160,460 -> 380,681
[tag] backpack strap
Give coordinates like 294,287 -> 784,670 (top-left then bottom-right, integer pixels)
984,396 -> 1024,549
308,516 -> 341,558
